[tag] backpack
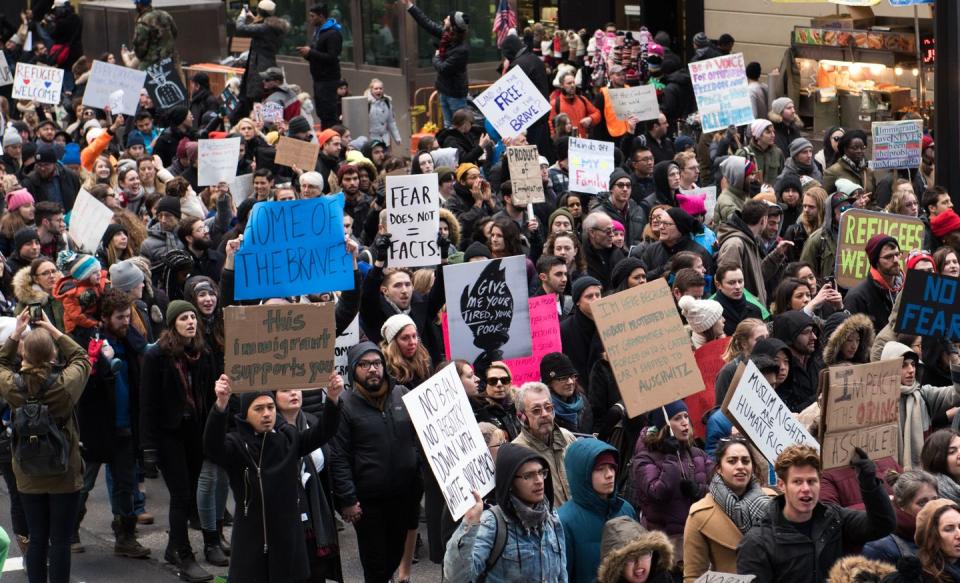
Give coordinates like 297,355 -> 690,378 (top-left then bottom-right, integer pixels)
11,371 -> 69,477
476,506 -> 508,583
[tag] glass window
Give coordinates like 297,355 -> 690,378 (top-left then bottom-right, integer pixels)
327,0 -> 355,63
254,0 -> 353,62
413,0 -> 499,68
361,0 -> 401,67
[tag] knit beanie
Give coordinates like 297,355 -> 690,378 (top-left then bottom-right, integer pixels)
865,234 -> 898,268
70,254 -> 101,281
647,400 -> 688,429
693,32 -> 710,48
906,251 -> 936,273
287,116 -> 312,136
665,207 -> 703,237
675,135 -> 694,152
676,192 -> 706,216
156,196 -> 182,219
548,208 -> 575,231
456,163 -> 479,183
677,295 -> 724,334
166,299 -> 197,327
771,97 -> 793,116
916,499 -> 958,549
931,209 -> 960,239
540,352 -> 577,383
101,223 -> 128,249
61,142 -> 81,166
448,10 -> 470,31
789,137 -> 813,159
593,452 -> 618,470
749,119 -> 772,140
2,126 -> 22,148
572,276 -> 602,304
381,314 -> 416,345
317,129 -> 339,146
463,241 -> 492,261
13,227 -> 39,254
608,168 -> 631,189
834,178 -> 863,199
109,259 -> 145,292
611,220 -> 624,233
5,189 -> 34,213
776,175 -> 802,199
239,391 -> 276,418
610,257 -> 646,290
125,133 -> 146,149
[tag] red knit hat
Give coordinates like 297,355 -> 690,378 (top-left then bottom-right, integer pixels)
906,251 -> 936,272
931,209 -> 960,238
593,452 -> 617,471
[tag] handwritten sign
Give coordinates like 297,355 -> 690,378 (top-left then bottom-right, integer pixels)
695,572 -> 755,583
607,85 -> 660,121
0,52 -> 12,87
473,67 -> 550,139
835,208 -> 925,288
506,145 -> 545,205
443,256 -> 532,365
234,195 -> 354,300
593,279 -> 705,417
144,57 -> 187,111
724,360 -> 820,466
197,137 -> 241,186
402,363 -> 496,520
688,53 -> 753,133
224,303 -> 336,392
569,137 -> 615,194
12,63 -> 64,105
871,120 -> 923,170
896,270 -> 960,340
82,60 -> 147,115
386,173 -> 440,268
69,188 -> 115,253
275,136 -> 320,170
334,316 -> 359,377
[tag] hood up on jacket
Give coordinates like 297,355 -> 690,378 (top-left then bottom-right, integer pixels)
651,160 -> 679,205
12,266 -> 48,305
346,341 -> 384,388
597,516 -> 674,583
720,155 -> 748,192
822,312 -> 875,366
564,438 -> 623,514
495,443 -> 554,516
826,555 -> 894,583
773,309 -> 819,349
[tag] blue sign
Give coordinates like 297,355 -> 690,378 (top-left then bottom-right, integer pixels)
889,0 -> 933,5
234,194 -> 354,300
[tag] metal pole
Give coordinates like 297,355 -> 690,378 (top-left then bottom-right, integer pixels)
914,6 -> 923,113
934,1 -> 960,203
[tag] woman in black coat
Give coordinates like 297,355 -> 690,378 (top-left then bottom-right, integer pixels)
204,374 -> 343,583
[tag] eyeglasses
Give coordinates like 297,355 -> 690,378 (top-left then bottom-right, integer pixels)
659,221 -> 676,227
486,375 -> 511,386
356,360 -> 383,370
515,468 -> 549,481
36,269 -> 59,277
613,181 -> 631,189
528,404 -> 555,416
879,251 -> 902,261
554,374 -> 577,383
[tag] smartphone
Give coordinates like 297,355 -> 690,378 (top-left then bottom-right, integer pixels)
28,304 -> 42,323
824,276 -> 835,288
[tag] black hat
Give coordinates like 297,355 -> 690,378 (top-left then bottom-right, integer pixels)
572,276 -> 602,304
464,241 -> 492,261
189,72 -> 210,89
540,352 -> 577,383
665,207 -> 703,237
156,196 -> 182,220
101,223 -> 129,249
238,391 -> 275,418
166,106 -> 189,128
13,227 -> 39,253
125,133 -> 146,149
610,257 -> 646,291
287,116 -> 312,136
35,144 -> 58,164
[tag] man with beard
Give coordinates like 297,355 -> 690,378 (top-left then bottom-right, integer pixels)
329,342 -> 421,583
35,201 -> 68,260
512,382 -> 577,506
772,310 -> 824,413
338,165 -> 371,237
548,73 -> 600,139
844,234 -> 902,332
316,129 -> 342,194
177,218 -> 224,283
559,277 -> 603,394
639,113 -> 675,164
21,144 -> 81,212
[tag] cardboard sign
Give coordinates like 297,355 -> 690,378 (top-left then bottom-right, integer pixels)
230,173 -> 254,203
224,303 -> 336,392
871,120 -> 923,170
82,60 -> 147,115
896,270 -> 960,340
402,363 -> 496,520
819,359 -> 901,469
12,63 -> 64,105
144,57 -> 187,111
69,188 -> 115,253
723,360 -> 820,465
506,145 -> 545,205
835,208 -> 925,288
473,66 -> 550,139
680,186 -> 718,224
198,137 -> 241,186
607,85 -> 660,121
593,279 -> 705,418
688,53 -> 753,133
234,194 -> 354,300
443,256 -> 533,364
275,136 -> 320,170
0,52 -> 12,87
334,316 -> 359,377
694,573 -> 755,583
569,137 -> 615,194
385,173 -> 440,268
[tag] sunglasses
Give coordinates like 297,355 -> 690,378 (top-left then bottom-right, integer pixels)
486,376 -> 511,386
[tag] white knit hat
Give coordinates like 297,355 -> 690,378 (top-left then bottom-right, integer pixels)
299,171 -> 324,187
677,296 -> 724,334
381,314 -> 416,345
258,0 -> 276,13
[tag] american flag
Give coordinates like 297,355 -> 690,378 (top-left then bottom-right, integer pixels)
493,0 -> 516,48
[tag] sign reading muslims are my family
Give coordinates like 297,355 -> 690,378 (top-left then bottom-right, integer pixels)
870,120 -> 923,170
835,208 -> 925,288
12,63 -> 64,105
688,53 -> 753,133
474,67 -> 550,139
385,173 -> 441,268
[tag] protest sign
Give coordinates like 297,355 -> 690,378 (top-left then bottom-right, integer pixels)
262,102 -> 284,124
695,573 -> 755,583
593,279 -> 705,417
896,270 -> 960,340
402,363 -> 496,520
688,53 -> 753,133
835,208 -> 925,288
12,63 -> 64,105
607,85 -> 660,121
69,188 -> 115,253
473,66 -> 550,139
680,186 -> 718,224
198,137 -> 241,186
144,57 -> 187,111
871,120 -> 923,170
385,173 -> 440,268
569,138 -> 615,194
443,256 -> 532,364
224,303 -> 336,392
334,316 -> 359,377
234,194 -> 354,300
275,136 -> 320,170
230,174 -> 254,203
82,60 -> 147,115
0,52 -> 12,87
506,145 -> 545,205
723,360 -> 820,465
819,359 -> 901,469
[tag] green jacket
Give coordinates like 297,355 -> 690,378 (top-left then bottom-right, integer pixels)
800,225 -> 837,279
736,143 -> 784,188
133,7 -> 178,69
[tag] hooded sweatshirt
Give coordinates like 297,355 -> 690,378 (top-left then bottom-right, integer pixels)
716,155 -> 748,223
772,310 -> 824,412
800,189 -> 841,278
640,160 -> 680,223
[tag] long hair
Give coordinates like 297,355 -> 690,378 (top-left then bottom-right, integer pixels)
885,179 -> 918,216
382,337 -> 432,386
544,230 -> 586,273
157,321 -> 208,358
721,318 -> 765,362
800,187 -> 826,234
0,208 -> 29,239
491,216 -> 524,257
934,246 -> 959,276
918,501 -> 960,583
921,429 -> 960,476
771,278 -> 812,316
113,210 -> 148,252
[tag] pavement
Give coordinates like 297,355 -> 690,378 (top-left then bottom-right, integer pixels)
0,468 -> 444,582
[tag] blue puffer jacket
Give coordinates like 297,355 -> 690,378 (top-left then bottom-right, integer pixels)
558,439 -> 638,583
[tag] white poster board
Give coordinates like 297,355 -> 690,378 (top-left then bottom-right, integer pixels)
694,573 -> 756,583
402,363 -> 495,520
197,137 -> 241,187
607,85 -> 660,121
12,63 -> 64,105
473,67 -> 550,139
569,137 -> 615,194
82,60 -> 147,115
69,188 -> 115,253
230,173 -> 254,204
0,52 -> 12,87
385,173 -> 441,268
334,316 -> 359,377
688,53 -> 753,133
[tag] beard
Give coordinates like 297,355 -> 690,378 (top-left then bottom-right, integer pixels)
191,238 -> 211,252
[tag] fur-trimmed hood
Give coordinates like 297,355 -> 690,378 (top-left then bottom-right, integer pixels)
438,208 -> 461,248
597,517 -> 674,583
823,312 -> 875,366
768,109 -> 804,130
827,555 -> 894,583
12,266 -> 48,305
263,15 -> 291,34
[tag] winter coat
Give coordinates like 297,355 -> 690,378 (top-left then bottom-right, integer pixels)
559,307 -> 603,393
600,195 -> 645,248
800,190 -> 841,278
737,142 -> 784,188
630,436 -> 711,536
139,226 -> 185,270
770,109 -> 804,160
436,127 -> 484,165
822,313 -> 874,366
661,69 -> 697,128
188,87 -> 219,130
12,268 -> 65,333
596,517 -> 674,583
827,556 -> 896,583
716,166 -> 749,224
777,156 -> 823,188
641,236 -> 714,281
583,241 -> 626,290
204,400 -> 340,583
512,424 -> 577,507
304,19 -> 342,83
639,160 -> 680,223
823,157 -> 876,196
558,439 -> 637,583
820,458 -> 902,509
716,213 -> 784,306
772,310 -> 824,412
444,183 -> 493,244
132,6 -> 178,69
843,276 -> 896,332
52,273 -> 107,334
407,5 -> 469,98
21,164 -> 81,212
549,92 -> 601,139
235,15 -> 290,100
367,95 -> 402,146
863,523 -> 918,565
736,485 -> 896,583
0,334 -> 91,494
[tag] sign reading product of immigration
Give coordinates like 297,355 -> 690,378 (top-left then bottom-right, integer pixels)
871,120 -> 923,170
385,173 -> 440,268
688,53 -> 753,133
82,60 -> 147,116
607,85 -> 661,121
896,270 -> 960,340
569,137 -> 615,194
473,66 -> 550,139
835,208 -> 925,288
593,279 -> 705,417
224,303 -> 336,392
506,145 -> 545,205
12,63 -> 64,105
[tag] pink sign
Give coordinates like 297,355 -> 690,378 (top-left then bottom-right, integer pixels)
442,294 -> 561,383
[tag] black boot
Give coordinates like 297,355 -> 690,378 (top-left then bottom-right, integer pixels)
169,548 -> 213,582
72,506 -> 86,553
222,508 -> 233,526
202,530 -> 228,567
114,515 -> 150,558
216,519 -> 230,556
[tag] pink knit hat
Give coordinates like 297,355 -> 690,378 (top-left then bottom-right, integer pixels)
676,192 -> 707,216
5,188 -> 34,212
611,220 -> 625,233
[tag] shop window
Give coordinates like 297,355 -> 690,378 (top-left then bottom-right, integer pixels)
414,0 -> 500,68
361,0 -> 401,67
263,0 -> 353,62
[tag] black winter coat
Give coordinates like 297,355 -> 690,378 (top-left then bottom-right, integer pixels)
407,5 -> 469,98
21,165 -> 81,212
559,307 -> 603,392
436,127 -> 484,165
444,183 -> 493,244
583,242 -> 626,290
640,237 -> 714,281
304,24 -> 342,82
843,276 -> 896,333
235,16 -> 290,100
189,87 -> 220,130
359,265 -> 445,362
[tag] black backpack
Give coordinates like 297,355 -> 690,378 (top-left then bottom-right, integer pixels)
11,371 -> 68,477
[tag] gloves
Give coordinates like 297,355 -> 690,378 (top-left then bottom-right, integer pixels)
373,233 -> 392,263
849,447 -> 877,487
78,289 -> 98,309
142,449 -> 160,479
438,235 -> 452,260
680,479 -> 698,499
660,436 -> 680,455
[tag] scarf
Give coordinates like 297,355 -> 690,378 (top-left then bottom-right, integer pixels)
438,30 -> 453,60
175,350 -> 202,417
509,494 -> 550,534
708,474 -> 771,534
354,379 -> 389,411
841,154 -> 868,176
869,267 -> 903,294
385,297 -> 411,316
937,472 -> 960,505
902,382 -> 932,469
714,289 -> 749,326
551,392 -> 584,428
294,412 -> 339,552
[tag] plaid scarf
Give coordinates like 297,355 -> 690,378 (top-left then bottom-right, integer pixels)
708,473 -> 771,534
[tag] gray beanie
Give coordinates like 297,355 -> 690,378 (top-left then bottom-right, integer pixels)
771,97 -> 793,116
789,137 -> 813,159
110,259 -> 145,292
2,127 -> 22,148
